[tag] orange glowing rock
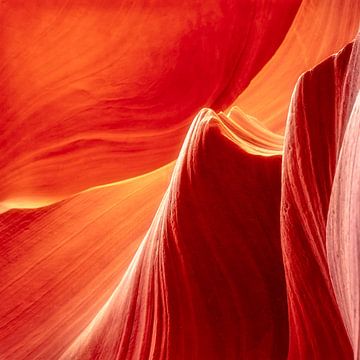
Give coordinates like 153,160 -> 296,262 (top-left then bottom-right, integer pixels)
0,0 -> 300,205
231,0 -> 360,133
0,1 -> 360,360
0,165 -> 172,359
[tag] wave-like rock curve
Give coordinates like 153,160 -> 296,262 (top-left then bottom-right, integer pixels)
281,35 -> 359,359
63,109 -> 288,359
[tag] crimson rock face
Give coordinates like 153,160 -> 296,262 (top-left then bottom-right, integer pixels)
0,1 -> 359,360
62,110 -> 288,359
281,39 -> 358,360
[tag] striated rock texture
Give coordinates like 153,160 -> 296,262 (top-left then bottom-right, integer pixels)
0,0 -> 300,205
63,109 -> 288,360
231,0 -> 360,133
281,36 -> 359,359
326,36 -> 360,359
0,1 -> 360,360
0,165 -> 173,359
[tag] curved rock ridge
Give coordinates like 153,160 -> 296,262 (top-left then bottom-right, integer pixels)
1,3 -> 359,359
0,164 -> 173,359
327,93 -> 360,359
0,105 -> 284,213
0,0 -> 301,205
232,0 -> 360,133
281,36 -> 359,359
221,107 -> 284,156
326,34 -> 360,359
62,108 -> 288,359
